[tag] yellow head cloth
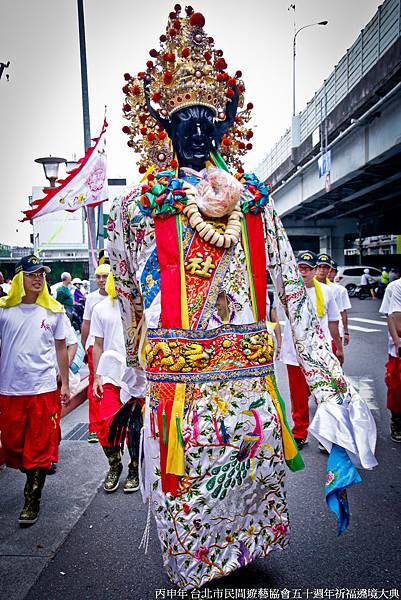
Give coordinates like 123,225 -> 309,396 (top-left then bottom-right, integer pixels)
105,271 -> 117,301
0,271 -> 64,313
95,263 -> 110,276
313,277 -> 325,318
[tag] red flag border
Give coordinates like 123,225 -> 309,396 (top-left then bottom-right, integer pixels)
21,119 -> 108,222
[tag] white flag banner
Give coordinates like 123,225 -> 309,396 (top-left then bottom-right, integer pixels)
22,119 -> 108,221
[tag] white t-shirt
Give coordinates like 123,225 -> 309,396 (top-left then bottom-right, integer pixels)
90,297 -> 146,399
63,313 -> 77,347
360,273 -> 371,286
82,289 -> 108,349
379,279 -> 401,357
0,304 -> 65,396
329,282 -> 351,337
281,282 -> 340,366
90,297 -> 126,385
90,297 -> 126,356
379,279 -> 401,315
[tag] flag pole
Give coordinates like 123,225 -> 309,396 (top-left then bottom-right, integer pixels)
77,0 -> 97,288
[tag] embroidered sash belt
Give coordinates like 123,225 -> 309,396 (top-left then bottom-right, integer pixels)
144,321 -> 275,383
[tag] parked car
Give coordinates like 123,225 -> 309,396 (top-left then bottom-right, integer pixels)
335,265 -> 381,295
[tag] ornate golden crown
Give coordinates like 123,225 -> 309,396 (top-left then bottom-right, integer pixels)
122,5 -> 254,175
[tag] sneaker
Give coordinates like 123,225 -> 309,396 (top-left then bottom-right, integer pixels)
390,425 -> 401,443
19,499 -> 40,526
123,468 -> 139,493
103,463 -> 123,493
87,432 -> 98,443
391,414 -> 401,443
295,438 -> 308,450
47,462 -> 57,475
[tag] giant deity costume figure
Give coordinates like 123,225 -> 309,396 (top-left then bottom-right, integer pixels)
108,5 -> 377,589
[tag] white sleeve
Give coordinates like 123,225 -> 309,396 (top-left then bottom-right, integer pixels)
90,305 -> 104,340
379,286 -> 392,314
340,287 -> 351,311
62,314 -> 77,346
83,294 -> 94,320
389,285 -> 401,314
54,313 -> 66,340
327,288 -> 341,322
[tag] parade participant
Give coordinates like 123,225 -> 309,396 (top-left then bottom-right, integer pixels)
81,279 -> 90,296
81,263 -> 110,443
0,255 -> 70,526
72,277 -> 85,304
56,272 -> 74,317
108,6 -> 377,588
91,272 -> 145,493
321,255 -> 352,348
380,278 -> 401,442
281,252 -> 342,448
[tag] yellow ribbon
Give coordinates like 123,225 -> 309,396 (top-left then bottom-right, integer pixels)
105,271 -> 118,301
177,215 -> 189,328
313,277 -> 325,317
265,376 -> 298,461
0,271 -> 64,313
166,383 -> 186,476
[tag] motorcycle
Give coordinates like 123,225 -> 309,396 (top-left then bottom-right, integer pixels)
354,283 -> 385,300
354,285 -> 371,300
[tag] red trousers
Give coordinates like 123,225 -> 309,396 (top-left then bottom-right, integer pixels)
385,355 -> 401,414
286,364 -> 311,440
87,346 -> 99,433
93,383 -> 122,448
0,390 -> 61,470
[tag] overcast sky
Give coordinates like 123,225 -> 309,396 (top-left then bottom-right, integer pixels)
0,0 -> 382,246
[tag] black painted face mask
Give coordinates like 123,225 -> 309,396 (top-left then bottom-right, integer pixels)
170,105 -> 216,171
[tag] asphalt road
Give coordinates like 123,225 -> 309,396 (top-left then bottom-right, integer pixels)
23,298 -> 401,599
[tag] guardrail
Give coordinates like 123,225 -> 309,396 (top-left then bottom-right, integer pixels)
256,0 -> 401,181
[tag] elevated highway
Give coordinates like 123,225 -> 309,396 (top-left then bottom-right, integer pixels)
256,0 -> 401,262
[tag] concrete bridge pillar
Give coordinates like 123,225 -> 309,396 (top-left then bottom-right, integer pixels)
319,234 -> 345,265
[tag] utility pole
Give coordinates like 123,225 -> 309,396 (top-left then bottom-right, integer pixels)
77,0 -> 97,288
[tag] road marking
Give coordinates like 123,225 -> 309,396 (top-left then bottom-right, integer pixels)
348,376 -> 378,410
348,324 -> 381,333
349,317 -> 387,327
280,320 -> 381,332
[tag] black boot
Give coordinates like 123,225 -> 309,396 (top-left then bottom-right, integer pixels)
123,459 -> 139,493
19,468 -> 47,527
102,447 -> 123,492
391,412 -> 401,443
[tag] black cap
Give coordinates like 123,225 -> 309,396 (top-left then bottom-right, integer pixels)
297,251 -> 317,268
317,253 -> 332,266
330,258 -> 338,270
15,255 -> 51,275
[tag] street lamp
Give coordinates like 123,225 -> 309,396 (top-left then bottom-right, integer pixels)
34,156 -> 66,187
292,20 -> 328,117
291,19 -> 328,155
